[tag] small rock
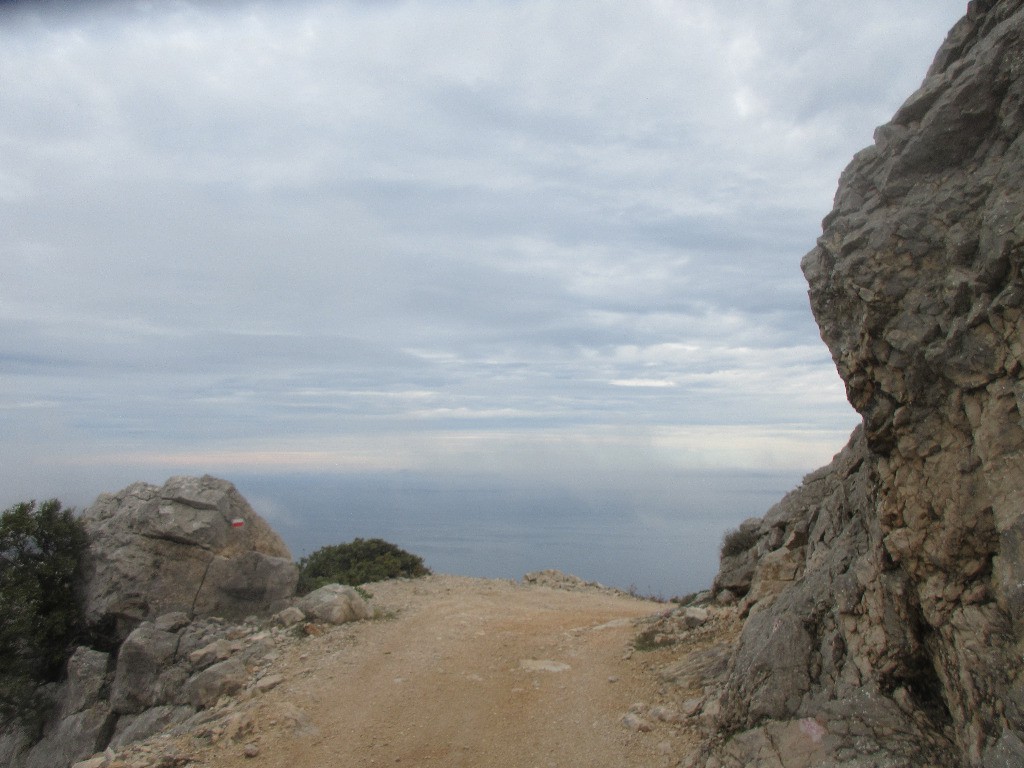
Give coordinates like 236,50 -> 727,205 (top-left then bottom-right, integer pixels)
272,610 -> 303,626
189,639 -> 233,668
297,584 -> 372,624
700,697 -> 721,720
302,623 -> 323,636
622,712 -> 654,732
607,676 -> 619,683
680,696 -> 705,717
649,705 -> 681,723
256,673 -> 285,692
681,607 -> 709,628
243,743 -> 260,758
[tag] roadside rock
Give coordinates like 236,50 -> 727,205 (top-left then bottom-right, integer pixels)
80,475 -> 298,637
22,705 -> 116,768
296,584 -> 371,624
2,477 -> 312,768
111,624 -> 180,714
184,658 -> 248,709
110,705 -> 195,749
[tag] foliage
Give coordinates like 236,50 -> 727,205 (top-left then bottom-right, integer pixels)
720,526 -> 760,558
0,499 -> 87,722
297,537 -> 430,595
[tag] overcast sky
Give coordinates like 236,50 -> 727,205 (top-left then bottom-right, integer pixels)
1,0 -> 965,509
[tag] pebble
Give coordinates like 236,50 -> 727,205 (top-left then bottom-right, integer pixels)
621,712 -> 654,732
243,743 -> 260,758
680,697 -> 705,717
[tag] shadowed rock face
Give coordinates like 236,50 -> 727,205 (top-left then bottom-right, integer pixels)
706,2 -> 1024,766
80,475 -> 297,636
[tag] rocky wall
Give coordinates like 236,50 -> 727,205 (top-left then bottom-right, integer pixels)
703,2 -> 1024,766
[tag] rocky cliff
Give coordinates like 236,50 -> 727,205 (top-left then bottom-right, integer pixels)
700,2 -> 1024,766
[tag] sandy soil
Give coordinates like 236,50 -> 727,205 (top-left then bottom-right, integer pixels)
171,574 -> 703,768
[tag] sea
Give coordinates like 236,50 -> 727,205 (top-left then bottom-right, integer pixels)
232,468 -> 805,598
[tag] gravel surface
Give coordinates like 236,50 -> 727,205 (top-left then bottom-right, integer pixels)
166,574 -> 698,768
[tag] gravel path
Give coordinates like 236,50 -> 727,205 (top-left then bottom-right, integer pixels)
184,574 -> 692,768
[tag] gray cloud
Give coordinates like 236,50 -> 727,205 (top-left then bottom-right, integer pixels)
0,0 -> 965,507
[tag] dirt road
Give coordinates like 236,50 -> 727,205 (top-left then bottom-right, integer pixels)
184,575 -> 694,768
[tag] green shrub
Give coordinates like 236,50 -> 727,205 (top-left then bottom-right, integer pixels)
297,537 -> 430,595
0,499 -> 87,722
720,526 -> 759,558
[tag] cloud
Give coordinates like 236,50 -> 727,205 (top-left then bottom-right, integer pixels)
0,0 -> 965,507
610,379 -> 677,389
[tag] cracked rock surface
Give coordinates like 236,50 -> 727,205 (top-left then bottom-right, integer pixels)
80,475 -> 297,637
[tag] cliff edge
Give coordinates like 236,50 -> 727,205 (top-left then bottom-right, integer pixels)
701,2 -> 1024,766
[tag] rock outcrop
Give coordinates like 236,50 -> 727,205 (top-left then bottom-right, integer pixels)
16,612 -> 299,768
694,2 -> 1024,766
80,475 -> 298,637
1,476 -> 375,768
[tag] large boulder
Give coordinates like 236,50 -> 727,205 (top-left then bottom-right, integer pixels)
701,3 -> 1024,766
80,475 -> 298,636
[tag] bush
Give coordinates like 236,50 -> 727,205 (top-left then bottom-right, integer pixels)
720,526 -> 760,558
297,537 -> 430,595
0,499 -> 87,722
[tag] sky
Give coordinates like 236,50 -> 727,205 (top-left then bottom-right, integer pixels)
0,0 -> 967,514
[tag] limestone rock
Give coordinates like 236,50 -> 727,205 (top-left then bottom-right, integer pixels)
0,723 -> 32,768
80,475 -> 298,635
254,673 -> 285,693
3,479 -> 303,765
713,519 -> 763,598
188,638 -> 234,670
680,606 -> 709,628
297,584 -> 372,624
109,705 -> 194,749
703,2 -> 1024,765
110,624 -> 180,714
273,605 -> 306,627
22,705 -> 116,768
61,647 -> 111,717
184,657 -> 247,709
